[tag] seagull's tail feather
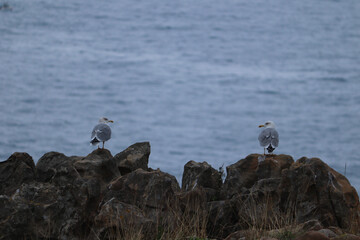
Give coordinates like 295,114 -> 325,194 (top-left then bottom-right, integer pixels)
267,144 -> 275,153
90,137 -> 100,145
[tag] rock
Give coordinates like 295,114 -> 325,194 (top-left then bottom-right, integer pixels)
103,168 -> 182,237
332,235 -> 360,240
33,149 -> 121,239
223,230 -> 246,240
37,149 -> 119,192
181,160 -> 222,201
249,177 -> 282,199
295,231 -> 330,240
318,229 -> 337,238
278,157 -> 360,229
0,181 -> 86,240
177,187 -> 207,213
93,198 -> 156,239
0,147 -> 359,239
73,148 -> 119,190
0,152 -> 36,196
106,168 -> 180,209
301,219 -> 323,231
234,178 -> 284,230
223,229 -> 265,240
327,226 -> 344,235
207,199 -> 239,239
112,142 -> 150,175
222,154 -> 293,198
36,151 -> 77,183
0,195 -> 34,240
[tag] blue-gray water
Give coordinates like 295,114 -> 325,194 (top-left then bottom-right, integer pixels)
1,0 -> 360,191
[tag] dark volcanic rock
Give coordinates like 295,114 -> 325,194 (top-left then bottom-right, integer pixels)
93,198 -> 156,239
112,142 -> 150,175
278,157 -> 360,229
0,195 -> 34,240
36,151 -> 76,183
0,181 -> 87,240
73,148 -> 119,190
0,152 -> 36,196
182,160 -> 222,201
295,231 -> 330,240
105,168 -> 180,210
222,154 -> 294,198
221,154 -> 359,234
0,147 -> 359,239
104,168 -> 181,233
207,199 -> 239,239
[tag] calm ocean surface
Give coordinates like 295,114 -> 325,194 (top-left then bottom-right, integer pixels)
1,0 -> 360,191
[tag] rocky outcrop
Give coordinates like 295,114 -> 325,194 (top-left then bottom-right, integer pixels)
112,142 -> 150,175
182,160 -> 223,201
278,157 -> 359,229
222,154 -> 294,199
0,145 -> 359,240
0,152 -> 36,196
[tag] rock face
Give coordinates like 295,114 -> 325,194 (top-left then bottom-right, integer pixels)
222,154 -> 294,198
0,152 -> 36,196
182,160 -> 222,201
278,157 -> 360,229
0,147 -> 359,240
112,142 -> 150,175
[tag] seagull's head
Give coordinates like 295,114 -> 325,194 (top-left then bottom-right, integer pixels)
259,121 -> 276,129
99,117 -> 114,123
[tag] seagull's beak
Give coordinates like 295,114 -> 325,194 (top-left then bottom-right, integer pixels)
108,120 -> 114,123
258,124 -> 265,128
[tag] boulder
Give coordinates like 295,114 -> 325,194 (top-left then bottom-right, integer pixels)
223,230 -> 247,240
318,229 -> 337,238
301,219 -> 323,231
295,231 -> 330,240
278,157 -> 360,229
105,168 -> 180,210
222,154 -> 293,198
0,181 -> 86,240
333,235 -> 360,240
181,160 -> 222,201
177,187 -> 207,213
221,154 -> 359,231
207,199 -> 239,239
73,148 -> 119,191
37,149 -> 119,194
0,147 -> 359,239
112,142 -> 150,175
36,151 -> 77,184
103,168 -> 181,236
93,198 -> 156,239
0,195 -> 34,240
0,152 -> 36,195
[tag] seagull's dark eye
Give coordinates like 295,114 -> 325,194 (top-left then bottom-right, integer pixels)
104,118 -> 108,121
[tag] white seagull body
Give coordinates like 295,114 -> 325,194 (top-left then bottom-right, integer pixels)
258,121 -> 279,154
90,117 -> 113,149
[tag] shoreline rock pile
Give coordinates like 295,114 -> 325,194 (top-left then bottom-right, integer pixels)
0,142 -> 359,239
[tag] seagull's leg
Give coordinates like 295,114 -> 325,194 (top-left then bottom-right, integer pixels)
102,142 -> 105,149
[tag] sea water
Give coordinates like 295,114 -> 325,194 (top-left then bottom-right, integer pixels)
1,0 -> 359,191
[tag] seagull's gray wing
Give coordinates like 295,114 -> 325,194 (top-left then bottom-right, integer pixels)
258,128 -> 279,147
91,123 -> 111,142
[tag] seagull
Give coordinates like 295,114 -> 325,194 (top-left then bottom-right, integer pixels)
90,117 -> 113,149
258,121 -> 279,155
